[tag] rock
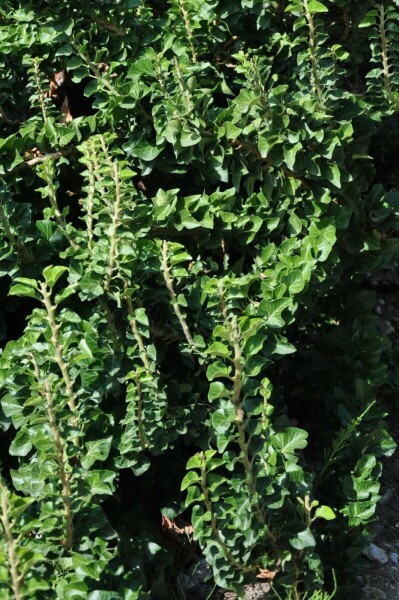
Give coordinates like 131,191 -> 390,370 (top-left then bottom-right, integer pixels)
366,588 -> 386,600
244,583 -> 271,599
378,320 -> 395,335
362,543 -> 389,565
179,558 -> 213,591
219,585 -> 272,600
378,489 -> 393,505
389,552 -> 399,565
369,522 -> 385,536
355,575 -> 367,587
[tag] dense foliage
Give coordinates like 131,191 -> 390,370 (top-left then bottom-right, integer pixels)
1,0 -> 399,598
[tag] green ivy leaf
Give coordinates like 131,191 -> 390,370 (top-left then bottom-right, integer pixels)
82,437 -> 113,469
307,0 -> 328,14
290,528 -> 316,550
9,429 -> 32,456
315,505 -> 336,520
206,342 -> 231,358
9,278 -> 38,299
211,405 -> 236,434
181,470 -> 202,490
271,428 -> 308,459
43,265 -> 68,290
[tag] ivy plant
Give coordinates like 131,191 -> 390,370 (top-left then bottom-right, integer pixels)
0,0 -> 398,598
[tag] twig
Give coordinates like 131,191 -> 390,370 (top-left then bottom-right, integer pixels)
11,147 -> 76,173
94,16 -> 126,36
0,107 -> 23,126
70,42 -> 119,96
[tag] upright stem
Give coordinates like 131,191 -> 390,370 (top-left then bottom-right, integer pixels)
303,0 -> 324,107
43,160 -> 79,250
39,282 -> 78,423
45,381 -> 74,549
379,4 -> 399,111
229,317 -> 265,525
30,355 -> 74,548
125,295 -> 152,372
0,202 -> 33,262
161,241 -> 194,346
177,0 -> 197,63
133,374 -> 148,451
82,146 -> 96,251
70,42 -> 119,96
218,283 -> 268,528
0,479 -> 24,600
200,458 -> 255,574
104,162 -> 122,293
155,53 -> 171,101
32,59 -> 47,123
174,56 -> 194,113
98,296 -> 121,353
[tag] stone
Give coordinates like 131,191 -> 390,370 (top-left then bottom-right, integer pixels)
244,583 -> 271,599
378,489 -> 393,505
362,543 -> 389,565
389,552 -> 399,565
179,558 -> 213,591
355,575 -> 366,587
389,461 -> 399,482
366,588 -> 386,600
369,522 -> 385,536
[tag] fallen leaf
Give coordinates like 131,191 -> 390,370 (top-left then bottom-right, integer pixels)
256,568 -> 276,580
161,515 -> 194,538
60,96 -> 73,124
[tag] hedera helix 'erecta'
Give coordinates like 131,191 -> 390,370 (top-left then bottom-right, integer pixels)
0,0 -> 399,597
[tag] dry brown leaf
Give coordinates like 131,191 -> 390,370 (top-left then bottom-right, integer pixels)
161,515 -> 194,539
60,96 -> 73,124
23,147 -> 44,160
256,568 -> 276,580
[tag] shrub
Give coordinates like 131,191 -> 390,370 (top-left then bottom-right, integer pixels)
0,1 -> 398,598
